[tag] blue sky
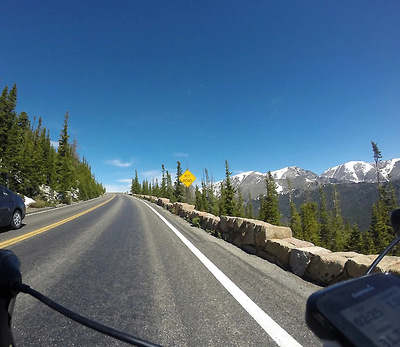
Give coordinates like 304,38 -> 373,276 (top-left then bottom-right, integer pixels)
1,1 -> 399,192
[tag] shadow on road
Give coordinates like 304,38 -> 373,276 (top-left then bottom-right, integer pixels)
0,224 -> 26,234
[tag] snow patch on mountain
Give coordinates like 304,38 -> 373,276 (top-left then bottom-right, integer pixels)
233,171 -> 262,182
272,167 -> 290,180
381,158 -> 400,179
213,158 -> 400,199
321,159 -> 400,183
321,161 -> 375,183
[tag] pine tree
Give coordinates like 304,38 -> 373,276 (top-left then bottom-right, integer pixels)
369,187 -> 394,253
57,112 -> 74,202
0,84 -> 18,185
4,111 -> 31,192
331,185 -> 347,251
368,143 -> 398,253
287,178 -> 302,238
153,178 -> 160,197
289,200 -> 302,239
75,157 -> 100,200
347,223 -> 362,252
219,160 -> 236,216
371,141 -> 382,185
259,171 -> 280,225
318,187 -> 333,249
245,192 -> 254,219
160,164 -> 167,198
0,84 -> 104,199
33,118 -> 48,188
198,180 -> 208,212
173,161 -> 184,202
195,185 -> 203,211
44,133 -> 58,188
131,170 -> 141,194
236,189 -> 244,217
300,202 -> 320,245
204,169 -> 218,215
258,197 -> 266,221
58,112 -> 70,158
17,115 -> 36,195
142,180 -> 150,195
166,170 -> 174,200
361,230 -> 375,255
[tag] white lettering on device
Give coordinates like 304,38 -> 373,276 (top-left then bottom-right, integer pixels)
352,284 -> 375,298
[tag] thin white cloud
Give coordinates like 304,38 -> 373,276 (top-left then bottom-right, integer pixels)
106,159 -> 133,168
173,152 -> 189,158
51,141 -> 59,149
117,178 -> 132,183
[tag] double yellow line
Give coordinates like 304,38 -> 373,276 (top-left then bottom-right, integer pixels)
0,195 -> 115,248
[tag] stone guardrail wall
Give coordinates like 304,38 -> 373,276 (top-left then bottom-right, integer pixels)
136,195 -> 400,286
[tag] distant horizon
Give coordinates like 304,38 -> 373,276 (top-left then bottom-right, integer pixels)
103,157 -> 400,193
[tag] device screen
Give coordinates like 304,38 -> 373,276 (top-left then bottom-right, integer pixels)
340,286 -> 400,346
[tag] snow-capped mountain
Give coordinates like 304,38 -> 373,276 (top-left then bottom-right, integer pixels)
320,161 -> 376,183
214,166 -> 319,197
214,158 -> 400,198
271,166 -> 319,192
320,159 -> 400,183
224,171 -> 267,198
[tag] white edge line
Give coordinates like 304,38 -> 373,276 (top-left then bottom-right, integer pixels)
140,200 -> 303,347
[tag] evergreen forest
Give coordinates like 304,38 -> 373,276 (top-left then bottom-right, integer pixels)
131,148 -> 399,256
0,84 -> 105,204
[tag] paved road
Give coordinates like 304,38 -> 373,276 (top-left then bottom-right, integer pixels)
1,194 -> 322,346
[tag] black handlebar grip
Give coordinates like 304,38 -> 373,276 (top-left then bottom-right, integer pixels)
0,250 -> 22,299
0,249 -> 22,347
391,209 -> 400,236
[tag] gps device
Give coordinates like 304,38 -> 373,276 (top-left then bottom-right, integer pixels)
306,272 -> 400,346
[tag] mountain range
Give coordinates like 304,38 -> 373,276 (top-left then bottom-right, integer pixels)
216,158 -> 400,199
214,159 -> 400,231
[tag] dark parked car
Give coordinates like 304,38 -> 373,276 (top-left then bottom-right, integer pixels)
0,185 -> 26,229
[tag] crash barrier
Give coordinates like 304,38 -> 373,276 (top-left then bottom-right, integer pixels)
136,195 -> 400,286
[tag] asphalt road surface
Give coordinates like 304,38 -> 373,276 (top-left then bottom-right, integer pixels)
0,194 -> 322,346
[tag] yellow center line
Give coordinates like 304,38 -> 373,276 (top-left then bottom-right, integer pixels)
0,195 -> 116,248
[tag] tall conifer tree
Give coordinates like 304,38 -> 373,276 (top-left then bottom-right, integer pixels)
245,192 -> 254,219
318,187 -> 333,248
300,202 -> 320,245
236,189 -> 244,217
57,112 -> 74,201
371,141 -> 382,185
0,84 -> 18,184
331,185 -> 347,251
219,160 -> 236,215
259,171 -> 280,225
131,170 -> 141,194
290,200 -> 302,238
173,161 -> 184,202
160,164 -> 167,198
368,143 -> 398,253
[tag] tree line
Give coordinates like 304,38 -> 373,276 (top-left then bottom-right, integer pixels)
0,84 -> 105,203
131,143 -> 398,255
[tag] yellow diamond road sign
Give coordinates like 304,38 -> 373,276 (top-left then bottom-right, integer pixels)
179,170 -> 196,188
